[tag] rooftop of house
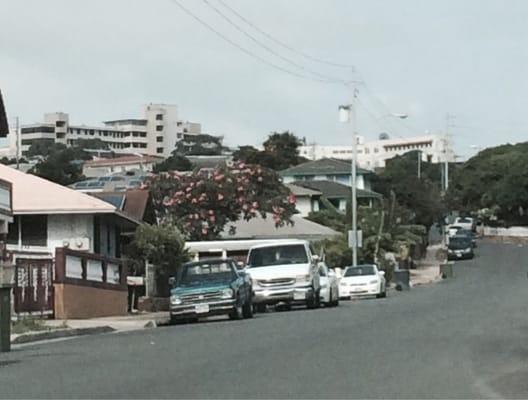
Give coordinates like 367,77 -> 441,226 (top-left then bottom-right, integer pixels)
91,189 -> 155,223
280,158 -> 371,176
285,183 -> 322,197
292,180 -> 382,199
0,164 -> 117,215
84,155 -> 164,168
220,214 -> 339,240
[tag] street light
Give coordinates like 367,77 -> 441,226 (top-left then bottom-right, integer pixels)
339,102 -> 358,267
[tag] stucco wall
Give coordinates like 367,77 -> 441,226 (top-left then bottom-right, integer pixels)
48,214 -> 93,253
295,197 -> 313,217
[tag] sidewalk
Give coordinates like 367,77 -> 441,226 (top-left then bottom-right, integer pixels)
11,311 -> 170,345
410,244 -> 444,287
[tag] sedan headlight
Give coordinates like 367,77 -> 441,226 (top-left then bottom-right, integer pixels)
221,288 -> 234,299
464,247 -> 472,253
170,295 -> 182,305
296,274 -> 311,284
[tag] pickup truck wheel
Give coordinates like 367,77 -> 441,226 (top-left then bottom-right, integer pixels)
307,287 -> 320,309
229,299 -> 244,320
242,297 -> 254,318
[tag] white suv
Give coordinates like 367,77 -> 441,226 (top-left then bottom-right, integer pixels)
245,240 -> 321,312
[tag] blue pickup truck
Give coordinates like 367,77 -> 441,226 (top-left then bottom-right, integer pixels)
169,258 -> 253,323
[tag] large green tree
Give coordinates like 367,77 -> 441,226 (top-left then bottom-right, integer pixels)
372,151 -> 445,227
30,148 -> 85,185
233,131 -> 306,170
447,142 -> 528,225
153,152 -> 192,173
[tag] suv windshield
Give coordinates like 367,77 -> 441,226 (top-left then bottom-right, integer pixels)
179,261 -> 236,286
248,244 -> 308,268
449,236 -> 472,250
345,266 -> 375,276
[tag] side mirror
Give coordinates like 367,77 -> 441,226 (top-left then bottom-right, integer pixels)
379,271 -> 385,276
312,255 -> 320,263
168,277 -> 176,287
236,261 -> 246,271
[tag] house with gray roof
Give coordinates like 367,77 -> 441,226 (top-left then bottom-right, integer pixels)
293,180 -> 382,212
280,158 -> 373,190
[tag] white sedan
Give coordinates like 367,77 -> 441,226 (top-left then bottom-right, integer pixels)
339,264 -> 386,299
318,263 -> 339,307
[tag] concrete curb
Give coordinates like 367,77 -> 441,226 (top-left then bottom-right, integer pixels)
11,326 -> 115,345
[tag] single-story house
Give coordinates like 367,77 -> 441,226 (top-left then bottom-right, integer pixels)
286,183 -> 321,217
83,155 -> 163,178
280,158 -> 373,190
293,180 -> 382,212
0,164 -> 140,318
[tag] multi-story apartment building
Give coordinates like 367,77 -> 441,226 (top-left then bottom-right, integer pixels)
17,104 -> 202,158
299,134 -> 455,170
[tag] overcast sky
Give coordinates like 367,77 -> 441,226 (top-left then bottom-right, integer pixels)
2,0 -> 528,159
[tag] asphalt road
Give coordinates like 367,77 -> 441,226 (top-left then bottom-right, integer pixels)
2,240 -> 528,399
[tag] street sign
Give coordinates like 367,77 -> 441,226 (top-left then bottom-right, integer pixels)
348,230 -> 363,248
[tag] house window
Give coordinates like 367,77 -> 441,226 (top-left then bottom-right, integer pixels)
140,132 -> 147,137
156,136 -> 163,142
374,148 -> 379,153
156,114 -> 163,121
177,133 -> 183,139
157,147 -> 164,154
56,121 -> 65,127
7,215 -> 47,246
156,125 -> 163,132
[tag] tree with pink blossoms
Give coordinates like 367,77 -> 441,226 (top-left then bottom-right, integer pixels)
148,162 -> 297,241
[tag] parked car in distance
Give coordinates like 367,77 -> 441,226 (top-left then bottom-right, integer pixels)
447,235 -> 474,260
447,225 -> 463,237
169,258 -> 253,323
318,263 -> 339,307
339,264 -> 386,299
245,240 -> 321,312
454,216 -> 476,232
457,228 -> 477,247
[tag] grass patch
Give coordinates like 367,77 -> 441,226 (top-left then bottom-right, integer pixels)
11,319 -> 52,335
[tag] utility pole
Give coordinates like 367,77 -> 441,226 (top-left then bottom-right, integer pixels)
339,87 -> 358,267
417,150 -> 421,179
15,117 -> 20,170
444,113 -> 455,191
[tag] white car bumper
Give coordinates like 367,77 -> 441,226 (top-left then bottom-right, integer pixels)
339,283 -> 380,298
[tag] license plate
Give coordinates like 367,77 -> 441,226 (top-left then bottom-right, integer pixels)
456,253 -> 462,258
293,292 -> 305,300
195,304 -> 209,314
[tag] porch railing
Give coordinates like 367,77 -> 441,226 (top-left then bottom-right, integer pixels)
55,248 -> 127,291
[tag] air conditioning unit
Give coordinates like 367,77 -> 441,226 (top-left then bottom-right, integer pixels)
62,237 -> 91,251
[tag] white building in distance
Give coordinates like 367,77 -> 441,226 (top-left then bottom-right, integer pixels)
13,104 -> 201,158
299,134 -> 455,170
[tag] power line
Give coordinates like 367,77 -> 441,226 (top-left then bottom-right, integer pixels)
215,0 -> 356,70
168,0 -> 344,84
201,0 -> 347,84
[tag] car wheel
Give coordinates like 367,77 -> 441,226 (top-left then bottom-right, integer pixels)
229,298 -> 244,320
242,297 -> 254,319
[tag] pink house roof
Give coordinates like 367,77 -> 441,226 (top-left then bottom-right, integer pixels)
0,164 -> 116,215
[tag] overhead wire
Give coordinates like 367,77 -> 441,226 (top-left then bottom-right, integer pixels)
201,0 -> 348,84
215,0 -> 356,70
168,0 -> 347,85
